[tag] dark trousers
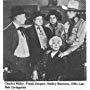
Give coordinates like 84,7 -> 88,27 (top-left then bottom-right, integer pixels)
4,57 -> 33,81
63,46 -> 86,81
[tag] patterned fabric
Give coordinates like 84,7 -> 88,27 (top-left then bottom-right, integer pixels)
46,23 -> 65,37
35,25 -> 47,50
46,22 -> 66,51
34,50 -> 65,80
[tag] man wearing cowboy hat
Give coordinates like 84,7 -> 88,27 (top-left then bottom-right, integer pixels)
62,0 -> 80,40
45,9 -> 66,51
3,6 -> 31,81
58,1 -> 86,80
25,11 -> 52,78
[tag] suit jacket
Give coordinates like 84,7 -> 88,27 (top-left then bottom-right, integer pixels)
3,23 -> 30,72
25,25 -> 53,65
3,23 -> 19,68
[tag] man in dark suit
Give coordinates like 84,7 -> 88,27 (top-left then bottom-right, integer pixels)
25,11 -> 52,70
3,6 -> 31,81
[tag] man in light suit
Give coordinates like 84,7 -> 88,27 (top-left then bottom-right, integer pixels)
58,1 -> 86,80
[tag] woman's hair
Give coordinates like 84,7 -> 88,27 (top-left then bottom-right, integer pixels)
49,36 -> 62,47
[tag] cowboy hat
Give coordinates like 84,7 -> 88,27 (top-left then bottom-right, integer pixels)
62,0 -> 79,11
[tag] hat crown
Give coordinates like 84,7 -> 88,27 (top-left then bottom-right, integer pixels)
10,6 -> 25,18
67,0 -> 79,9
32,11 -> 45,19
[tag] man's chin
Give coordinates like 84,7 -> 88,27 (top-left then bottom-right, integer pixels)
53,48 -> 59,51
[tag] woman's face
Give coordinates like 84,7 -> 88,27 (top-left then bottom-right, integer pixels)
34,16 -> 43,26
67,11 -> 76,19
51,41 -> 61,51
49,15 -> 57,24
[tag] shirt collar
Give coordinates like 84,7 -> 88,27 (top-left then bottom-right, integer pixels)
13,21 -> 20,29
35,25 -> 43,29
35,25 -> 38,29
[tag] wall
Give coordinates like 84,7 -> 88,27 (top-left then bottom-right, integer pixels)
3,0 -> 48,6
4,0 -> 86,8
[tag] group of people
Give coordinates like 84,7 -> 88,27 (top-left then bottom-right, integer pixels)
3,1 -> 86,81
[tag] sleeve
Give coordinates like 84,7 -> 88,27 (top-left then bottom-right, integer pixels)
67,28 -> 77,44
45,27 -> 53,39
75,21 -> 86,45
3,30 -> 19,69
34,52 -> 49,73
62,21 -> 86,55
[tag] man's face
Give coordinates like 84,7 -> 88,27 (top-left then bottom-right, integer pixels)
67,11 -> 76,19
15,14 -> 26,25
34,16 -> 43,26
51,40 -> 61,51
50,15 -> 57,24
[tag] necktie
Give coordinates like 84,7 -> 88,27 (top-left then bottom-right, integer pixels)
36,26 -> 47,50
17,27 -> 25,37
37,26 -> 44,35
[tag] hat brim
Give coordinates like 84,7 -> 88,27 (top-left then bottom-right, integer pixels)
65,8 -> 80,12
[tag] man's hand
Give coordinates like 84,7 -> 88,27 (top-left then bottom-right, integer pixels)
58,52 -> 69,58
3,67 -> 11,73
58,53 -> 65,58
32,70 -> 38,81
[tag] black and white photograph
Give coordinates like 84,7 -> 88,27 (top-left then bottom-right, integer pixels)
3,0 -> 86,82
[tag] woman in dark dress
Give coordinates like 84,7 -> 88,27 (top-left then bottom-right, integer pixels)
32,36 -> 67,81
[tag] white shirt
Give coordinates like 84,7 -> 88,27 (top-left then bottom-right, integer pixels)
13,22 -> 30,58
51,51 -> 58,58
13,21 -> 20,29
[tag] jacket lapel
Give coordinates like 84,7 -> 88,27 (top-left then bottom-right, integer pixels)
32,25 -> 41,48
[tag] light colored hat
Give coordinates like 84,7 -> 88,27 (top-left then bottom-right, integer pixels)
49,36 -> 62,46
67,0 -> 79,9
62,0 -> 79,11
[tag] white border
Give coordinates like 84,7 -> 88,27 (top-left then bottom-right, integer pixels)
0,0 -> 4,90
0,0 -> 89,90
